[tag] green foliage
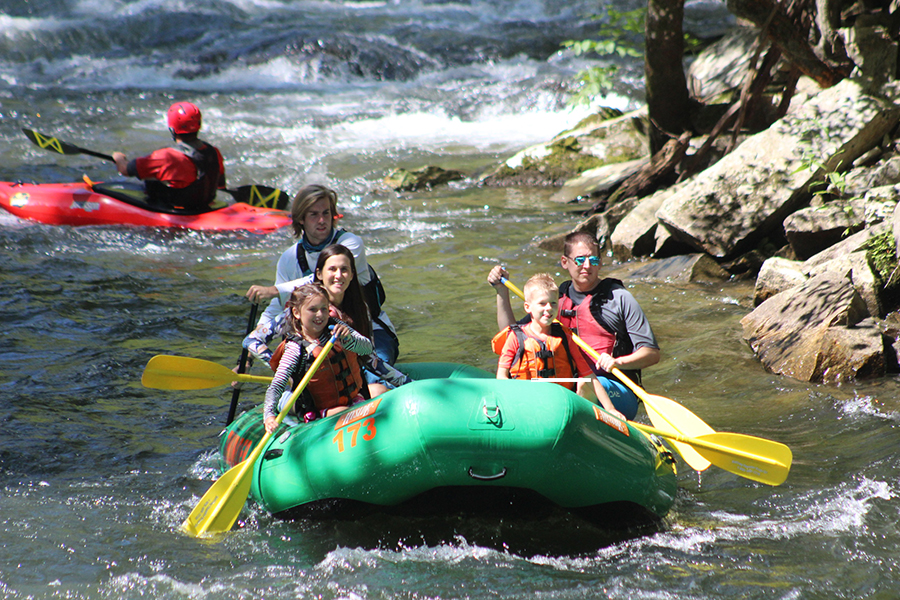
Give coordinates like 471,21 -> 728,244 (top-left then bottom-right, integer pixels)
562,8 -> 645,107
793,147 -> 864,236
562,7 -> 699,107
863,231 -> 900,290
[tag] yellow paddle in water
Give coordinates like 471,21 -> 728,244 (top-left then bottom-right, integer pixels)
500,277 -> 792,482
629,423 -> 791,486
182,332 -> 338,537
142,355 -> 274,390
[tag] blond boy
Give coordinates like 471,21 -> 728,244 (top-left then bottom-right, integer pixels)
493,273 -> 626,421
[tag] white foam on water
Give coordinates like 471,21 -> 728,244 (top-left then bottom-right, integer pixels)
839,392 -> 900,422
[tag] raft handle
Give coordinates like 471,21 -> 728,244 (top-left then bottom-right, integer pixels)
482,403 -> 500,420
468,466 -> 507,481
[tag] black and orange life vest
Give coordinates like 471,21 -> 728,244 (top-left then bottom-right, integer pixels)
491,322 -> 578,390
270,334 -> 364,412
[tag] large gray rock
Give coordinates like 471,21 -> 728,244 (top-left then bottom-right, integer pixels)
551,158 -> 646,204
840,18 -> 898,91
610,189 -> 670,260
802,221 -> 889,272
754,257 -> 807,305
656,79 -> 900,259
741,269 -> 883,383
842,156 -> 900,197
481,109 -> 648,188
629,254 -> 730,283
800,222 -> 889,318
783,200 -> 868,259
687,26 -> 765,102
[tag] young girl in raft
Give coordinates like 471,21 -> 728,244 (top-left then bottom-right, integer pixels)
263,282 -> 375,433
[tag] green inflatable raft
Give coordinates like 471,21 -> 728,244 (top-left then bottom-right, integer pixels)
218,362 -> 678,523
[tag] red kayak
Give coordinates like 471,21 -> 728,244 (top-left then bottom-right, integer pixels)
0,180 -> 291,233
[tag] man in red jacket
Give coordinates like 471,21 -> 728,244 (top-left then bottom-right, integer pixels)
112,101 -> 226,211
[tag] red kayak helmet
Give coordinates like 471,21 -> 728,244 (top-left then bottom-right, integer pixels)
167,102 -> 202,135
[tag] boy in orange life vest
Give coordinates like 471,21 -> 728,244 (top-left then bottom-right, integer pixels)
488,231 -> 659,420
492,273 -> 626,421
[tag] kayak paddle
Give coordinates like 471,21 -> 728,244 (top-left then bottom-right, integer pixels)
227,303 -> 258,425
182,332 -> 338,537
501,277 -> 776,475
22,128 -> 292,210
142,355 -> 273,390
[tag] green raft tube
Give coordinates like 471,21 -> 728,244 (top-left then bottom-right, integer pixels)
218,362 -> 678,524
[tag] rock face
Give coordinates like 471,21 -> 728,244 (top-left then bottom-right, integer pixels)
741,270 -> 885,383
656,79 -> 900,259
480,109 -> 648,188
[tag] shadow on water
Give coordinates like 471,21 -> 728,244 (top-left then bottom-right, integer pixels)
274,487 -> 666,557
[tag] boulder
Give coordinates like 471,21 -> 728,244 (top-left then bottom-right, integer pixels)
629,253 -> 730,283
656,78 -> 900,259
687,26 -> 766,103
782,200 -> 868,259
610,189 -> 669,260
842,156 -> 900,197
754,257 -> 807,305
481,109 -> 648,187
550,158 -> 646,203
802,221 -> 889,272
839,17 -> 898,91
383,166 -> 464,191
741,269 -> 884,383
535,214 -> 606,255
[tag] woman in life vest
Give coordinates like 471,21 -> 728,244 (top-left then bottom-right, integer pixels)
263,283 -> 373,433
242,184 -> 399,375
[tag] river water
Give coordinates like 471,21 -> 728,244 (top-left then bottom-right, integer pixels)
2,1 -> 899,598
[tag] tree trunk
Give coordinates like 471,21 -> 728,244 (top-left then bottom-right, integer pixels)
726,0 -> 849,87
645,0 -> 692,154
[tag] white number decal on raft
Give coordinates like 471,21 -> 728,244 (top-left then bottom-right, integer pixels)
332,398 -> 381,453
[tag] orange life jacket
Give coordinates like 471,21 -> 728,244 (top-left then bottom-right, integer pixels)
491,322 -> 578,390
270,335 -> 364,412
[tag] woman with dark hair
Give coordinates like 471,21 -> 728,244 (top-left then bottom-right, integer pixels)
312,245 -> 371,338
246,244 -> 410,397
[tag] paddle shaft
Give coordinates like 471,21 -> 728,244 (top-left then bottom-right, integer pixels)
227,303 -> 259,425
188,333 -> 339,537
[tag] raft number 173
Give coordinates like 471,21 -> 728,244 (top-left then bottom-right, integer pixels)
332,398 -> 381,453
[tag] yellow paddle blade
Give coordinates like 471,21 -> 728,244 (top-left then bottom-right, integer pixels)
643,395 -> 713,472
632,423 -> 792,486
692,431 -> 792,486
182,335 -> 337,538
142,355 -> 273,390
182,458 -> 255,536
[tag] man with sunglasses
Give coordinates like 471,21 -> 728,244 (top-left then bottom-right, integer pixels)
487,231 -> 659,419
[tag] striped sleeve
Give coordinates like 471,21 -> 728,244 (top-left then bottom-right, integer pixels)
264,340 -> 304,419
